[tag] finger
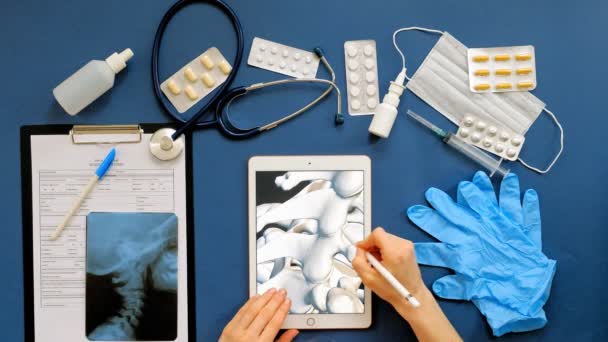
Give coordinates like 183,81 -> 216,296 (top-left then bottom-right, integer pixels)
229,293 -> 261,327
414,242 -> 460,270
276,329 -> 300,342
357,227 -> 387,250
236,288 -> 276,328
249,288 -> 287,335
498,173 -> 523,226
432,274 -> 474,300
407,204 -> 469,242
449,183 -> 495,221
369,248 -> 382,261
260,299 -> 294,341
352,248 -> 379,284
457,182 -> 524,237
522,189 -> 542,249
468,171 -> 497,206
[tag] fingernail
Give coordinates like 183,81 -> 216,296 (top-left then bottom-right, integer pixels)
278,288 -> 287,296
266,288 -> 276,294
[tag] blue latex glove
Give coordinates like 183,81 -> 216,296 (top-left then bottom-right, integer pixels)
459,172 -> 548,335
407,172 -> 556,336
459,172 -> 542,249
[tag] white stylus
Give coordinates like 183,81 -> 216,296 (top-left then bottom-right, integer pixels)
365,251 -> 421,308
344,230 -> 421,308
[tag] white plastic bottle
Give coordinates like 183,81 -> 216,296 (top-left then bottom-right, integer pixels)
368,68 -> 407,138
53,49 -> 134,115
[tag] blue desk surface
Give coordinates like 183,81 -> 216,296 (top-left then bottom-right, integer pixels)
1,0 -> 607,340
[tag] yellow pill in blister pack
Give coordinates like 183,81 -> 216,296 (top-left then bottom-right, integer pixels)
161,47 -> 231,113
184,85 -> 198,100
184,68 -> 197,82
201,73 -> 216,87
517,81 -> 534,89
472,55 -> 489,62
474,69 -> 490,76
468,46 -> 536,93
474,83 -> 491,91
515,54 -> 532,61
199,55 -> 215,69
167,79 -> 181,95
219,60 -> 232,74
516,68 -> 533,75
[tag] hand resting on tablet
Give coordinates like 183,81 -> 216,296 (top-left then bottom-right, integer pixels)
220,288 -> 299,342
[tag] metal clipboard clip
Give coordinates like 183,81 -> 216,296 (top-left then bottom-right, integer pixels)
70,125 -> 143,144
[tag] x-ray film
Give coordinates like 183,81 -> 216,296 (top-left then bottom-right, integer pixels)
86,212 -> 178,341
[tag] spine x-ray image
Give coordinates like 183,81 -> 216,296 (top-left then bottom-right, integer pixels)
86,212 -> 178,341
256,171 -> 365,314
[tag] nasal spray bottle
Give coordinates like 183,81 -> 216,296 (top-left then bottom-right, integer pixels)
53,49 -> 134,115
368,69 -> 406,138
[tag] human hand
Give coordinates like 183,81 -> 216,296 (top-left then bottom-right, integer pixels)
352,227 -> 428,314
219,288 -> 299,342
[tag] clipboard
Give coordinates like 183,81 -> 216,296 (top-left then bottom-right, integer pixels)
20,124 -> 195,342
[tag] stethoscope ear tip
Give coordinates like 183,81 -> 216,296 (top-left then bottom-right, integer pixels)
313,47 -> 325,58
335,113 -> 345,125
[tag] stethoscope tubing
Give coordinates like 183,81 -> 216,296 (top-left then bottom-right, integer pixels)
151,0 -> 245,140
152,0 -> 342,142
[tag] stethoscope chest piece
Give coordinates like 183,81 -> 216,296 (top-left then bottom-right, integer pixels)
150,128 -> 185,161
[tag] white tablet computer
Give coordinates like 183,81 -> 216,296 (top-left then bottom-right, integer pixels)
248,155 -> 371,329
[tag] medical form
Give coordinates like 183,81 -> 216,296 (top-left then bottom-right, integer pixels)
28,134 -> 190,342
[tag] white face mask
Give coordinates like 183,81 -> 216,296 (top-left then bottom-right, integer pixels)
396,28 -> 564,174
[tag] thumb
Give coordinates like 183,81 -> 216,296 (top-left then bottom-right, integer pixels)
276,329 -> 299,342
432,275 -> 472,300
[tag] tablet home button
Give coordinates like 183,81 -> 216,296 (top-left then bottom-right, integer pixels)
306,318 -> 315,326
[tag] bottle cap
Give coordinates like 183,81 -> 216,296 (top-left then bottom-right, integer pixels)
105,48 -> 134,74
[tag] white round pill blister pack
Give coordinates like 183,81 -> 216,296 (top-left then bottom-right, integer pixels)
456,114 -> 525,161
247,37 -> 320,78
344,40 -> 380,116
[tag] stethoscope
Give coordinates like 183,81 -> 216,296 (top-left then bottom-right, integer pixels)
149,0 -> 342,161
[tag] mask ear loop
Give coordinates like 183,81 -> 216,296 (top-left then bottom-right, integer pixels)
394,27 -> 564,174
517,108 -> 564,174
392,27 -> 444,81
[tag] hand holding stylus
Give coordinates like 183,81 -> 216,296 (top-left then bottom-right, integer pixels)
352,227 -> 463,342
351,228 -> 424,309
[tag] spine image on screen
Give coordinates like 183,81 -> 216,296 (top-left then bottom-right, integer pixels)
86,212 -> 178,341
256,171 -> 364,314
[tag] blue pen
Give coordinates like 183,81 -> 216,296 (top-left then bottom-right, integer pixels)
51,148 -> 116,240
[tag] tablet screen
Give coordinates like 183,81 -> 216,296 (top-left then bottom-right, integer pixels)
255,171 -> 365,314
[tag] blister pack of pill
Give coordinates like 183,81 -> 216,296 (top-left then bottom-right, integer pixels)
467,46 -> 536,93
247,37 -> 320,78
344,40 -> 380,116
160,47 -> 232,113
456,114 -> 525,161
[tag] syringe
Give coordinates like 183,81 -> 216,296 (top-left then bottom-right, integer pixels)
407,110 -> 509,178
